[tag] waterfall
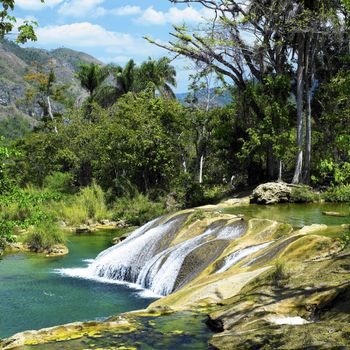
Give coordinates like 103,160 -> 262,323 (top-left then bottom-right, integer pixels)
56,215 -> 247,296
216,241 -> 274,274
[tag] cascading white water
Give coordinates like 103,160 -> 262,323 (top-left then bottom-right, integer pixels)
56,215 -> 247,296
216,241 -> 274,274
136,223 -> 245,295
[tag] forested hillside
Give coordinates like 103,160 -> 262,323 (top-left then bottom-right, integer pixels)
0,39 -> 101,138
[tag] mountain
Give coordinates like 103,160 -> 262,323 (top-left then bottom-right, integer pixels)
176,88 -> 232,107
0,39 -> 102,138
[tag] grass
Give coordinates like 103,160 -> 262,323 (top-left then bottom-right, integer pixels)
290,186 -> 319,203
24,223 -> 66,251
323,184 -> 350,202
51,182 -> 112,225
112,194 -> 167,226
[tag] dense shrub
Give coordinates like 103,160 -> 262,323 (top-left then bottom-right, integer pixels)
43,172 -> 75,194
52,182 -> 111,225
323,185 -> 350,202
203,184 -> 233,204
24,223 -> 66,251
112,194 -> 166,226
172,173 -> 205,209
290,186 -> 319,203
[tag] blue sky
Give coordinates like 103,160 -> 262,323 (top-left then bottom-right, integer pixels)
12,0 -> 212,92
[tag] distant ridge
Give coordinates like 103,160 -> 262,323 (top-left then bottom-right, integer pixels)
0,39 -> 101,138
176,88 -> 232,107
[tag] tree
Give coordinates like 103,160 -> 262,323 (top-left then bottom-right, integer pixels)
76,63 -> 109,100
115,59 -> 137,95
148,0 -> 347,184
89,58 -> 177,108
137,57 -> 177,98
0,0 -> 43,43
24,65 -> 68,133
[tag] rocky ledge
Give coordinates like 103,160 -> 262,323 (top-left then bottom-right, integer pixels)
4,243 -> 69,257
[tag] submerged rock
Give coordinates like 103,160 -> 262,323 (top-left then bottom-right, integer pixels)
251,182 -> 292,204
323,211 -> 349,217
75,225 -> 92,234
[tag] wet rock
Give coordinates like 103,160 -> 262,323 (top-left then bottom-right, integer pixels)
46,244 -> 69,257
75,225 -> 92,234
59,221 -> 67,227
206,316 -> 224,332
99,219 -> 111,225
251,182 -> 292,205
323,211 -> 349,217
116,220 -> 128,228
112,234 -> 128,245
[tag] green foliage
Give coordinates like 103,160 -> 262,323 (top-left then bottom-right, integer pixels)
53,182 -> 110,225
0,219 -> 15,248
0,114 -> 30,139
323,185 -> 350,202
238,76 -> 295,180
0,1 -> 43,43
77,63 -> 109,102
24,222 -> 65,251
172,173 -> 205,209
43,171 -> 75,194
318,160 -> 350,185
339,228 -> 350,250
290,186 -> 318,203
203,185 -> 233,204
112,194 -> 166,226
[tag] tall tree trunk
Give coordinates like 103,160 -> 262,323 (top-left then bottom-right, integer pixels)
47,96 -> 58,133
181,152 -> 187,173
303,80 -> 312,184
277,160 -> 283,183
292,35 -> 305,184
303,35 -> 316,185
199,155 -> 204,184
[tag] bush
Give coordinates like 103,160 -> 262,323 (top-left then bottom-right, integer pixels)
51,182 -> 111,225
324,184 -> 350,202
0,220 -> 16,249
79,182 -> 109,220
203,184 -> 233,204
24,223 -> 66,251
290,186 -> 318,203
172,173 -> 205,209
43,172 -> 75,194
113,194 -> 166,226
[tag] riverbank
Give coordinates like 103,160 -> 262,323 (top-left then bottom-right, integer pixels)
1,196 -> 349,349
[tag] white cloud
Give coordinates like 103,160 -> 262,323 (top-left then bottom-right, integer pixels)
16,0 -> 63,10
58,0 -> 105,17
111,5 -> 141,16
136,6 -> 212,25
34,22 -> 164,57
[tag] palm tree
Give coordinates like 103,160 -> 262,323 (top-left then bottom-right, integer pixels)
76,63 -> 109,99
114,59 -> 137,95
137,57 -> 177,98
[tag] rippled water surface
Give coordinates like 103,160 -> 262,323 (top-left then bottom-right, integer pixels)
220,203 -> 350,227
0,231 -> 155,338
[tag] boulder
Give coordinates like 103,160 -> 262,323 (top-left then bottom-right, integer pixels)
251,182 -> 292,205
75,225 -> 92,234
45,244 -> 69,257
